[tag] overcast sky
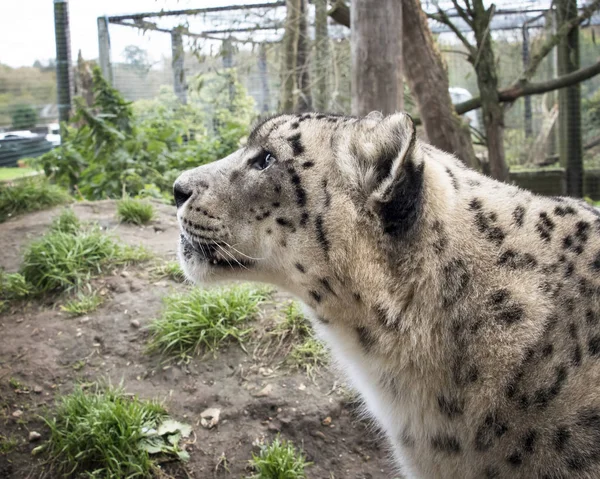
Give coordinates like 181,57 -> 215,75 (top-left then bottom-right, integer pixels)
0,0 -> 267,68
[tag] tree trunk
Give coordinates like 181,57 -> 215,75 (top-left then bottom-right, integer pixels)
557,0 -> 583,197
314,0 -> 330,111
281,0 -> 300,113
472,1 -> 509,182
258,43 -> 270,113
330,0 -> 477,168
402,0 -> 477,168
296,0 -> 312,112
350,0 -> 403,116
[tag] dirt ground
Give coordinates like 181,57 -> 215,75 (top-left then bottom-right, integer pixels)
0,201 -> 396,479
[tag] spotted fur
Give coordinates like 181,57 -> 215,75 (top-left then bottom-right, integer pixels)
174,112 -> 600,478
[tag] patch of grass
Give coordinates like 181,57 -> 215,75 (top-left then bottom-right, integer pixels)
0,167 -> 37,181
277,301 -> 311,337
0,270 -> 32,301
248,436 -> 311,479
147,285 -> 270,362
0,177 -> 70,223
42,384 -> 191,478
0,435 -> 20,455
289,336 -> 328,377
20,211 -> 150,294
9,377 -> 23,390
61,290 -> 103,316
117,198 -> 155,225
150,260 -> 186,283
49,208 -> 81,234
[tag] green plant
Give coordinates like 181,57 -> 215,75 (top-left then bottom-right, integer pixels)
289,336 -> 328,377
0,177 -> 70,223
117,198 -> 155,225
61,289 -> 103,316
49,208 -> 81,234
248,436 -> 311,479
9,377 -> 23,390
33,68 -> 254,203
20,217 -> 149,294
42,383 -> 191,478
0,270 -> 32,300
11,104 -> 38,129
150,260 -> 186,283
0,435 -> 20,455
147,285 -> 270,362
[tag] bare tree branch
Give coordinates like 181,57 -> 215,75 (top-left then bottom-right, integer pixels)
457,60 -> 600,115
430,6 -> 476,54
450,0 -> 474,27
523,0 -> 600,80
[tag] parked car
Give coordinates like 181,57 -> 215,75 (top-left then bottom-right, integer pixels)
45,123 -> 61,146
0,130 -> 38,141
449,87 -> 481,132
0,133 -> 54,167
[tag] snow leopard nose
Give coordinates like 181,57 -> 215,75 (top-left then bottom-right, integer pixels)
173,182 -> 193,209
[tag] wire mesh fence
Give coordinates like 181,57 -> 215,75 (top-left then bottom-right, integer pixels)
1,1 -> 599,198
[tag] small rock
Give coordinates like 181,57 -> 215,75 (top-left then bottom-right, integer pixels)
153,225 -> 167,232
12,409 -> 23,418
298,383 -> 306,391
129,281 -> 143,292
79,316 -> 90,324
28,431 -> 41,442
254,384 -> 273,397
200,408 -> 221,429
120,271 -> 130,278
33,386 -> 43,394
130,319 -> 141,329
322,416 -> 332,426
259,367 -> 273,377
310,430 -> 327,440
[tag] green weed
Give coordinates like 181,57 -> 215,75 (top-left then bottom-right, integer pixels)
248,436 -> 311,479
0,435 -> 20,455
117,198 -> 155,225
20,213 -> 150,294
61,290 -> 103,316
289,336 -> 328,377
42,383 -> 191,478
49,208 -> 81,234
0,270 -> 32,301
150,260 -> 186,283
147,285 -> 270,362
0,177 -> 70,223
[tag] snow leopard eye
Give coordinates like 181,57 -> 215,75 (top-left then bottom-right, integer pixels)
250,151 -> 275,171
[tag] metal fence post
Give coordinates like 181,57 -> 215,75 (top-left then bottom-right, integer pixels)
171,29 -> 187,104
97,16 -> 113,84
54,0 -> 73,123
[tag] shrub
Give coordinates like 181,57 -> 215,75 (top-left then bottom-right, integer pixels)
248,436 -> 311,479
0,177 -> 70,223
117,198 -> 155,225
33,68 -> 255,202
11,104 -> 38,129
42,384 -> 190,478
147,285 -> 270,362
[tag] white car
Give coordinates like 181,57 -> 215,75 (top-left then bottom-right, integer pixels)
0,130 -> 38,140
45,123 -> 61,147
449,87 -> 480,132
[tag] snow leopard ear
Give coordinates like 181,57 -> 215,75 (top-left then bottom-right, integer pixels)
352,112 -> 424,236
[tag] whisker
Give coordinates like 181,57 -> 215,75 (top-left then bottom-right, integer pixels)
216,243 -> 248,270
225,241 -> 265,261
